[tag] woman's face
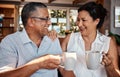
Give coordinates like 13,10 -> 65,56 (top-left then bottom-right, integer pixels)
76,10 -> 99,36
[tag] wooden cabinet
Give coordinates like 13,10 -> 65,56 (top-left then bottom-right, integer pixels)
0,4 -> 18,41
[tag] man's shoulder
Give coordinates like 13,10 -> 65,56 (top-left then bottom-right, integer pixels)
1,31 -> 19,42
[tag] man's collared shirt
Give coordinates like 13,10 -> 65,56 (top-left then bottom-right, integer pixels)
0,29 -> 62,77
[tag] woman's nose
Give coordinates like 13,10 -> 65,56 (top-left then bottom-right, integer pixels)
77,20 -> 82,27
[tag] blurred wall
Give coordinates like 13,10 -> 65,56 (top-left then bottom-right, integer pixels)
110,0 -> 120,35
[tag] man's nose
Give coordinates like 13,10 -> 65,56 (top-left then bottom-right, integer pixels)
48,20 -> 51,25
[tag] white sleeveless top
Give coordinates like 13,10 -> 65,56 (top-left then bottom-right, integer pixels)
67,32 -> 110,77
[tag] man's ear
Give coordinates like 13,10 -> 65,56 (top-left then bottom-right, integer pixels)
28,18 -> 34,27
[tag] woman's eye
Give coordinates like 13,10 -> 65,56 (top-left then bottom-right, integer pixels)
82,19 -> 86,21
76,18 -> 79,20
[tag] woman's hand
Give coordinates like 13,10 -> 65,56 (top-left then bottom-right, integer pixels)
101,52 -> 120,77
47,30 -> 57,41
101,52 -> 113,67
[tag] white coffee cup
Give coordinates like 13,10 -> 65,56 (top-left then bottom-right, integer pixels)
61,52 -> 77,70
85,51 -> 101,70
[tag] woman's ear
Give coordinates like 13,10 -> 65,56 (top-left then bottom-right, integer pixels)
95,18 -> 100,25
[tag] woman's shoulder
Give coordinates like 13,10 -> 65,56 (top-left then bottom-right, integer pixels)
70,32 -> 81,38
63,32 -> 80,43
98,32 -> 111,42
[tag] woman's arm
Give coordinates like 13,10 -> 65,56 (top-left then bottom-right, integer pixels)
59,34 -> 75,77
61,34 -> 71,52
102,37 -> 120,77
58,67 -> 75,77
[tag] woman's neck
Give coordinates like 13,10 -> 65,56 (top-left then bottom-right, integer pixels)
82,31 -> 97,51
82,31 -> 97,43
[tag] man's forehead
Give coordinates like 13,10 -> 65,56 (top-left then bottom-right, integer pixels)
32,8 -> 49,17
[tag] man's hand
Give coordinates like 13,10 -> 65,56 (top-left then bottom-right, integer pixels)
26,54 -> 61,70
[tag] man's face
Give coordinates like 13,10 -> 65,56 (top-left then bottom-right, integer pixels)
30,8 -> 51,37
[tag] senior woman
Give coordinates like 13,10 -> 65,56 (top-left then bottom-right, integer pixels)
59,2 -> 119,77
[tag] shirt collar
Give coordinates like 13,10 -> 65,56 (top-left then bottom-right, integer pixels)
78,30 -> 105,44
19,29 -> 32,44
94,30 -> 105,44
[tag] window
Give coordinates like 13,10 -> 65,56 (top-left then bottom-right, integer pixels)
48,6 -> 78,36
115,6 -> 120,27
19,5 -> 78,36
48,9 -> 67,34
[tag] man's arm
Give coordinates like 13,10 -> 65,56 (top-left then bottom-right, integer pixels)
0,55 -> 61,77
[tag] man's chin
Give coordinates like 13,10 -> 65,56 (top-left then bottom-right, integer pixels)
43,33 -> 48,37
